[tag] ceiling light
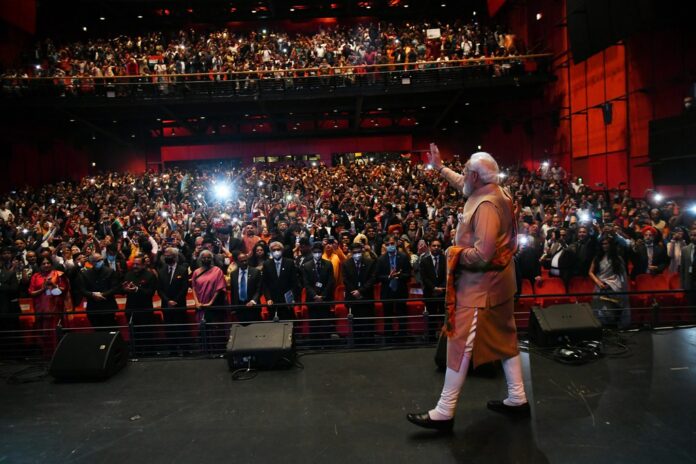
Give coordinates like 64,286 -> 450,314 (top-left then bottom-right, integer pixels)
137,15 -> 143,19
99,17 -> 106,21
91,162 -> 96,167
377,107 -> 383,111
82,26 -> 87,31
290,8 -> 295,12
536,13 -> 543,20
421,106 -> 426,109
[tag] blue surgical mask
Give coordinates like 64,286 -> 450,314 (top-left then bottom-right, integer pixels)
94,261 -> 104,270
272,250 -> 283,260
386,245 -> 397,254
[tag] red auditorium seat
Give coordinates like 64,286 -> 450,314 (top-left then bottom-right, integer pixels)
630,274 -> 673,324
568,276 -> 596,304
65,299 -> 91,329
333,285 -> 350,337
515,279 -> 534,329
534,277 -> 573,307
374,283 -> 385,336
667,273 -> 687,310
406,281 -> 426,335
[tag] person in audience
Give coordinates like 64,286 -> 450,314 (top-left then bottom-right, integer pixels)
157,247 -> 190,355
261,241 -> 299,321
302,242 -> 336,343
122,255 -> 158,355
342,242 -> 377,344
376,234 -> 411,342
0,246 -> 21,355
568,225 -> 597,277
419,239 -> 447,339
630,226 -> 669,279
589,236 -> 629,328
229,253 -> 262,323
679,228 -> 696,308
191,249 -> 229,351
667,227 -> 688,274
78,253 -> 120,329
249,243 -> 268,271
28,256 -> 70,356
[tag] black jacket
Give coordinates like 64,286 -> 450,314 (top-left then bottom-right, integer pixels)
122,269 -> 157,311
157,263 -> 189,308
419,253 -> 447,298
261,258 -> 299,304
230,267 -> 262,305
302,258 -> 335,302
630,242 -> 669,279
341,257 -> 377,301
78,266 -> 120,311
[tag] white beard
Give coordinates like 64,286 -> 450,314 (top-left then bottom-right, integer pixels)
462,179 -> 474,198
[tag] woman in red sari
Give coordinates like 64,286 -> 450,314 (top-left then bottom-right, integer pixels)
29,256 -> 71,357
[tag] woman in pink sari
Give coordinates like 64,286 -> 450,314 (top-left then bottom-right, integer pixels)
28,256 -> 71,357
191,250 -> 229,352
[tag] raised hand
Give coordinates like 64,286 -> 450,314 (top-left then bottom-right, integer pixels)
429,143 -> 443,170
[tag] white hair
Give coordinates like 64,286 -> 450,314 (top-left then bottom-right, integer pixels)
467,152 -> 500,185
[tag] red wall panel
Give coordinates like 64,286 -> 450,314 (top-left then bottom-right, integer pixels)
161,135 -> 413,165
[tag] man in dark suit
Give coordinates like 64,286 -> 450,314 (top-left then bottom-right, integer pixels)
420,239 -> 447,339
302,242 -> 335,342
157,247 -> 190,354
568,225 -> 597,277
230,253 -> 262,323
78,253 -> 121,329
262,241 -> 299,320
376,234 -> 412,342
122,255 -> 158,355
680,228 -> 696,307
630,226 -> 669,279
342,242 -> 377,343
0,246 -> 21,355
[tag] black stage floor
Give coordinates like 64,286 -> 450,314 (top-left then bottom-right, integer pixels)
1,328 -> 695,464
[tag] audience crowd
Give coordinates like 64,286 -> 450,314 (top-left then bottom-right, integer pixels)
1,156 -> 695,353
2,19 -> 525,89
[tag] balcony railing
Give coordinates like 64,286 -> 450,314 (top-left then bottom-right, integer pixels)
1,54 -> 551,101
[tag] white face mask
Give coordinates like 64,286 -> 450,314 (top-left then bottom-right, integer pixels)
312,252 -> 322,261
272,250 -> 283,260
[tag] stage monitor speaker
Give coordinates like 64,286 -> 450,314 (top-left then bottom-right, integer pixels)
49,331 -> 128,381
226,322 -> 295,370
529,303 -> 602,347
